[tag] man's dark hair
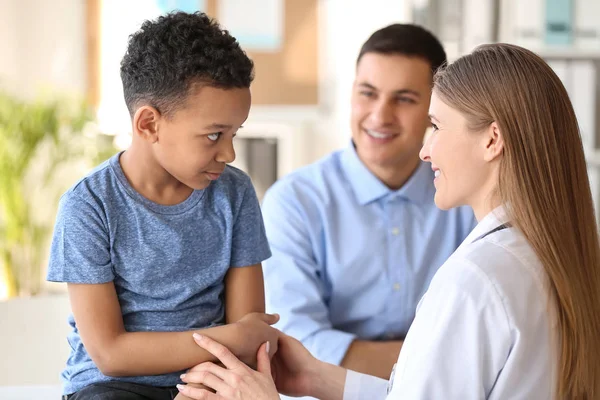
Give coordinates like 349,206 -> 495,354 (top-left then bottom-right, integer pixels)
357,24 -> 447,74
120,11 -> 254,118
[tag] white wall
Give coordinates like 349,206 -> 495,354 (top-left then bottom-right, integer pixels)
0,0 -> 20,92
0,0 -> 86,99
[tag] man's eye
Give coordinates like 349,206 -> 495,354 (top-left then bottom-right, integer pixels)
207,132 -> 222,141
398,97 -> 416,104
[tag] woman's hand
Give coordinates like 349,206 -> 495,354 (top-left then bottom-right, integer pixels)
269,332 -> 320,397
177,334 -> 279,400
232,313 -> 280,368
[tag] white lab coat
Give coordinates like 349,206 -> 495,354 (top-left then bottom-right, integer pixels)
343,207 -> 557,400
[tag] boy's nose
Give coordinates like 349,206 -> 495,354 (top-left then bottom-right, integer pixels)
216,138 -> 236,164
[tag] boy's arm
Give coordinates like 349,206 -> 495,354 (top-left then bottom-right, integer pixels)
224,264 -> 265,323
68,282 -> 276,377
173,263 -> 268,400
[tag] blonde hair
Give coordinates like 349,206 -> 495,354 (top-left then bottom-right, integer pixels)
434,43 -> 600,399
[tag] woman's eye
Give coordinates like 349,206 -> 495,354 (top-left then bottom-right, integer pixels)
207,132 -> 222,141
431,123 -> 439,132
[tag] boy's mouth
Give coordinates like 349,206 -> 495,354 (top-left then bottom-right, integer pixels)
205,172 -> 222,181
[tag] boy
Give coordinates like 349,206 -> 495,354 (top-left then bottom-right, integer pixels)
47,12 -> 277,400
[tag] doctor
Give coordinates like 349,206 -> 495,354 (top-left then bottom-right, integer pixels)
176,43 -> 600,399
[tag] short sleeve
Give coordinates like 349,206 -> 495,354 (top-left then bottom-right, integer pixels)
46,193 -> 114,283
229,177 -> 271,267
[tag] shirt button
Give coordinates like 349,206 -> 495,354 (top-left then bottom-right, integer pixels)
393,283 -> 401,291
391,227 -> 400,235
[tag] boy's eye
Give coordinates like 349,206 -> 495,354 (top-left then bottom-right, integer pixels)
207,132 -> 222,141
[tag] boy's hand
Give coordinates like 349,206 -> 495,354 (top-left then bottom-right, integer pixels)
232,313 -> 280,368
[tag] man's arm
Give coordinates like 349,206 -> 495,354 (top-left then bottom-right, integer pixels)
262,182 -> 358,366
341,340 -> 402,379
68,282 -> 275,377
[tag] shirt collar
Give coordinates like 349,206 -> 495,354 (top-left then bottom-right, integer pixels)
340,141 -> 434,206
461,206 -> 509,247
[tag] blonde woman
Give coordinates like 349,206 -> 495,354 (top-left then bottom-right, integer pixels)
176,43 -> 600,400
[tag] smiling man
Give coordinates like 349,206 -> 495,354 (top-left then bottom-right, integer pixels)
261,24 -> 476,380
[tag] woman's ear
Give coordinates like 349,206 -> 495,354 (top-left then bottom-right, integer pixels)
483,121 -> 504,162
133,106 -> 161,144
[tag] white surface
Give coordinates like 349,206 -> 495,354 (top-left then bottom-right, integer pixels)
0,294 -> 71,386
98,0 -> 164,137
512,0 -> 544,49
537,49 -> 600,60
574,0 -> 600,50
460,0 -> 494,53
0,385 -> 63,400
569,61 -> 597,149
0,0 -> 86,99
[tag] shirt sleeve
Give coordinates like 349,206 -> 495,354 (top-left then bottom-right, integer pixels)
388,259 -> 512,400
261,181 -> 357,365
46,193 -> 114,283
229,175 -> 272,267
343,370 -> 389,400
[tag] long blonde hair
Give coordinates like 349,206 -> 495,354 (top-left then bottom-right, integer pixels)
434,43 -> 600,398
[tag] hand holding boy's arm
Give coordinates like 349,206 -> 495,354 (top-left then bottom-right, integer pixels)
68,282 -> 278,377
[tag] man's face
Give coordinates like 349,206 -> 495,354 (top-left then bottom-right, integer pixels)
152,85 -> 251,190
350,53 -> 433,175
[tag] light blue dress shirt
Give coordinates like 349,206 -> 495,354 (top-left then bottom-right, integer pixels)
262,144 -> 476,365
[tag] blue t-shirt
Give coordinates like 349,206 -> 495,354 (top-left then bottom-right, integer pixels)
47,152 -> 271,395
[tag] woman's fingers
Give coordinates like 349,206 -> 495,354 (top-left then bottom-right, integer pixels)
181,369 -> 230,394
188,362 -> 229,379
256,342 -> 272,375
193,333 -> 244,370
177,384 -> 224,400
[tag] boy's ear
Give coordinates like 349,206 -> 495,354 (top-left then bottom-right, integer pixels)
133,106 -> 161,143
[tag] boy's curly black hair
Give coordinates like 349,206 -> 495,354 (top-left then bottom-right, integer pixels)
120,11 -> 254,118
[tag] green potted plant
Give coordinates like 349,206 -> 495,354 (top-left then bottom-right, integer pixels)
0,91 -> 116,298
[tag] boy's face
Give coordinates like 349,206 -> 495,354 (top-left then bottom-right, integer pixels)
150,85 -> 251,190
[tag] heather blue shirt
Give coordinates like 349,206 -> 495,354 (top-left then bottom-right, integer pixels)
262,144 -> 476,365
47,152 -> 271,395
